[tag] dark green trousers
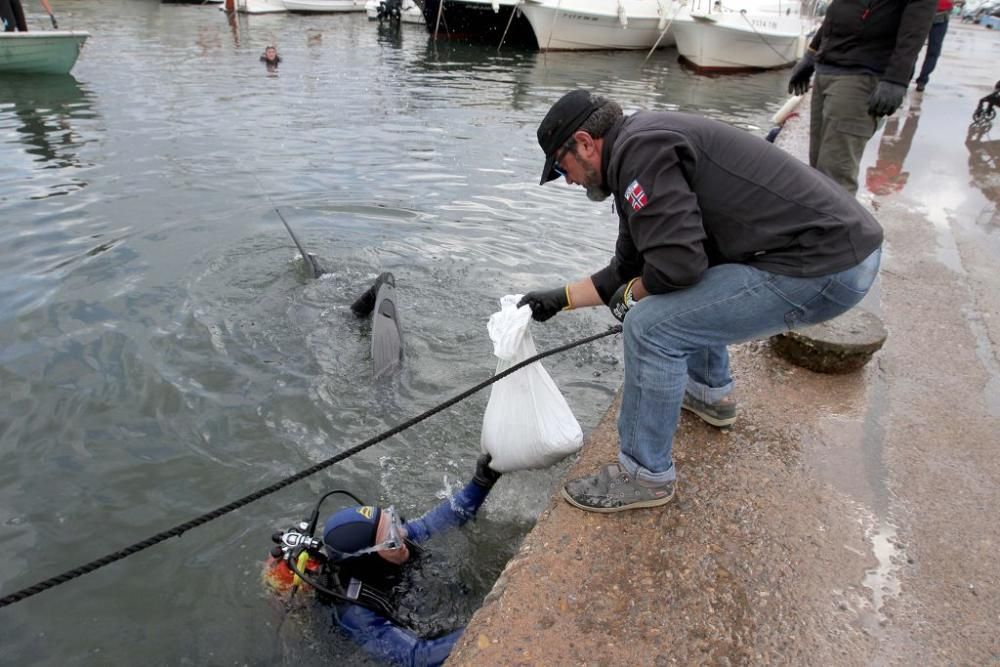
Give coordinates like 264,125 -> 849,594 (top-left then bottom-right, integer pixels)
810,73 -> 882,195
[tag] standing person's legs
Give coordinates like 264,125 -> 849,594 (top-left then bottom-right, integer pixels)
562,249 -> 882,512
916,18 -> 949,89
812,73 -> 881,194
0,0 -> 18,31
809,74 -> 827,168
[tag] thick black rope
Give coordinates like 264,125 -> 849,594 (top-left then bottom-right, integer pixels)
0,325 -> 622,609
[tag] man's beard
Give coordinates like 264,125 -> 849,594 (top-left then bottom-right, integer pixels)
582,162 -> 612,202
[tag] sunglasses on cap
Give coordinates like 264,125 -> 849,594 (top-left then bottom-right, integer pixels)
552,140 -> 576,178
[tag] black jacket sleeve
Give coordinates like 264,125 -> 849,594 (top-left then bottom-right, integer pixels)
591,131 -> 708,301
590,217 -> 643,304
883,0 -> 938,85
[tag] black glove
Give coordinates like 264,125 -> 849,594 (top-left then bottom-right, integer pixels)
49,13 -> 58,28
608,278 -> 638,322
473,454 -> 502,489
868,81 -> 907,118
517,286 -> 568,322
787,51 -> 816,96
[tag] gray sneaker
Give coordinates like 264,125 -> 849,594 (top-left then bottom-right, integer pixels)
561,463 -> 675,513
681,393 -> 737,428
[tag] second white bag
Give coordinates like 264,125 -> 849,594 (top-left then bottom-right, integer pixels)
480,295 -> 583,473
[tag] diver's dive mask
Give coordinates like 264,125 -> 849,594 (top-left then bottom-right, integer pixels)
332,506 -> 407,559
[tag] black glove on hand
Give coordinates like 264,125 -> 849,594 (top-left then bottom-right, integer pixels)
868,81 -> 907,118
517,286 -> 569,322
49,13 -> 58,28
787,51 -> 816,96
608,278 -> 638,322
473,454 -> 502,489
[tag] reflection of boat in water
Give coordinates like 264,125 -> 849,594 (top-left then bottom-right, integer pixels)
284,0 -> 367,12
670,0 -> 807,70
0,74 -> 94,188
520,0 -> 682,51
421,0 -> 538,48
0,31 -> 89,75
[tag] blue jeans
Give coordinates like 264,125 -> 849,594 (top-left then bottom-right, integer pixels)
916,16 -> 949,86
617,248 -> 882,484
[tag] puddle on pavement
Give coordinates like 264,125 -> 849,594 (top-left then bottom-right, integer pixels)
804,352 -> 903,628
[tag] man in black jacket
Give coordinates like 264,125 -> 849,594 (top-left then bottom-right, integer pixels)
788,0 -> 937,194
519,90 -> 883,513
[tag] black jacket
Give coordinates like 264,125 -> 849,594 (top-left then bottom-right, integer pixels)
808,0 -> 938,85
590,112 -> 884,303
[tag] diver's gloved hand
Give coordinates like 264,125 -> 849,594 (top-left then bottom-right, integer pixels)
868,81 -> 907,117
608,278 -> 639,322
48,13 -> 57,28
473,454 -> 502,489
517,287 -> 569,322
787,51 -> 816,96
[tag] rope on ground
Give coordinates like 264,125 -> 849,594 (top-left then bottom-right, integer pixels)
0,324 -> 623,610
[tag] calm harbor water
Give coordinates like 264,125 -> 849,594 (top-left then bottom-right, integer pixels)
0,1 -> 795,663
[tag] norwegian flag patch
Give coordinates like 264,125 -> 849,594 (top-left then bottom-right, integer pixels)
625,179 -> 648,212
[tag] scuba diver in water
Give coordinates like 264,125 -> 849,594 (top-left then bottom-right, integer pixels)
265,454 -> 502,667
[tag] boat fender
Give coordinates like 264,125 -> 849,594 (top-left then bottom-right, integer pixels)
618,0 -> 627,26
771,94 -> 804,126
492,0 -> 500,11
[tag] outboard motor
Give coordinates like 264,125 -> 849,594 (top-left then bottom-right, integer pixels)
377,0 -> 402,22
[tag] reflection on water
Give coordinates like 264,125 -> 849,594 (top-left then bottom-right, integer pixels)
965,120 -> 1000,213
0,74 -> 95,189
865,97 -> 922,196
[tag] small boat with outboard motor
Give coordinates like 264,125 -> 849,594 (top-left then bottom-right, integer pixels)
0,30 -> 88,75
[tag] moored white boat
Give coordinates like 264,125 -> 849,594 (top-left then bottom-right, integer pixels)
0,31 -> 89,75
364,0 -> 425,23
670,0 -> 807,69
284,0 -> 366,11
520,0 -> 684,51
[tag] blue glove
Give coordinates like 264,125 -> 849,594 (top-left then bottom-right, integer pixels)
868,81 -> 907,118
608,278 -> 639,322
787,52 -> 815,96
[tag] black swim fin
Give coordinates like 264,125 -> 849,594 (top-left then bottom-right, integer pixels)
351,273 -> 403,378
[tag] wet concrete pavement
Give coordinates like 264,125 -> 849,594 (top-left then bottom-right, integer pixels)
448,23 -> 1000,666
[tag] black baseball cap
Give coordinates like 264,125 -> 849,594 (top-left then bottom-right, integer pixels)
537,89 -> 604,185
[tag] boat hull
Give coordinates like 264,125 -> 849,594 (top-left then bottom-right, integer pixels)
520,0 -> 680,51
284,0 -> 366,12
0,31 -> 89,75
422,0 -> 537,48
233,0 -> 287,13
671,12 -> 804,69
